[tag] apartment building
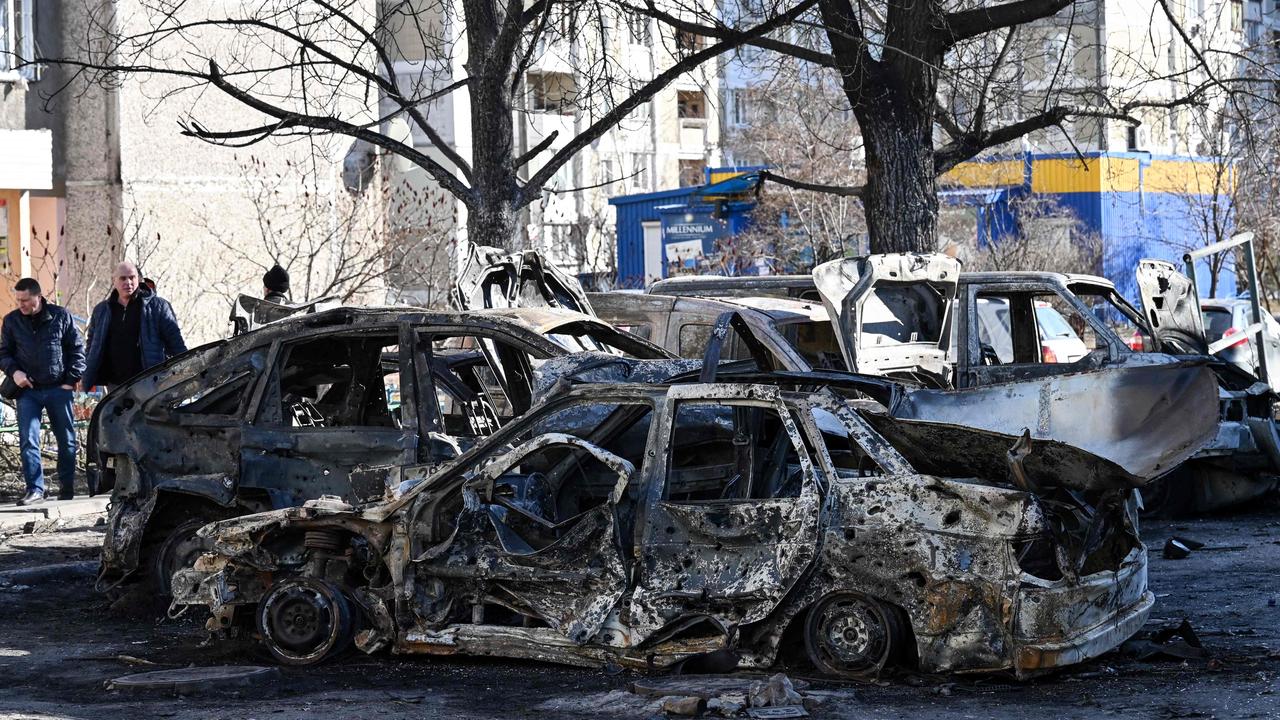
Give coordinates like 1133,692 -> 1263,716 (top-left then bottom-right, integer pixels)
378,0 -> 722,298
0,2 -> 384,341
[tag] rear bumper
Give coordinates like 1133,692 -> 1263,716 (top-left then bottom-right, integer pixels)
1012,546 -> 1153,677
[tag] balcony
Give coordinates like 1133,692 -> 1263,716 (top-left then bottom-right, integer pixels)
679,118 -> 708,152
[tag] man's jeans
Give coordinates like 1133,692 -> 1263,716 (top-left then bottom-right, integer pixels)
16,387 -> 77,496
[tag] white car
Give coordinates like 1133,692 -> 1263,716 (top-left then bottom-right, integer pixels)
975,298 -> 1090,364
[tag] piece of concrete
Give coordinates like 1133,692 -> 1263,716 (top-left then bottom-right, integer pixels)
661,695 -> 707,716
630,675 -> 809,700
0,496 -> 109,533
105,666 -> 280,694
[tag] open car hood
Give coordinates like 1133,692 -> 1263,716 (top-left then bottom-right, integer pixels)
862,411 -> 1147,493
451,242 -> 594,315
1135,259 -> 1208,354
812,254 -> 959,379
892,356 -> 1220,483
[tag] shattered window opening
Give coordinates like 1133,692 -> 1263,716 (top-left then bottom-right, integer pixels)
168,369 -> 256,417
1070,285 -> 1153,352
665,402 -> 805,501
425,332 -> 539,439
264,333 -> 402,428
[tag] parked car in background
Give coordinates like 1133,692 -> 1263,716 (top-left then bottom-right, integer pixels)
1200,297 -> 1280,394
975,298 -> 1090,365
647,274 -> 820,301
589,292 -> 844,371
172,376 -> 1153,680
92,306 -> 673,595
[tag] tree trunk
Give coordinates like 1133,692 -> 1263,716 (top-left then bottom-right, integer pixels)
857,110 -> 939,254
463,0 -> 521,249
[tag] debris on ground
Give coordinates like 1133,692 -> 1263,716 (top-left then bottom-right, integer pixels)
661,695 -> 708,716
104,665 -> 280,695
1122,619 -> 1208,661
748,673 -> 804,709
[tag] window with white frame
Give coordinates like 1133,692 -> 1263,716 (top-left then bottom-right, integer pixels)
725,88 -> 751,128
528,72 -> 577,115
629,152 -> 652,190
1,0 -> 37,79
626,13 -> 652,46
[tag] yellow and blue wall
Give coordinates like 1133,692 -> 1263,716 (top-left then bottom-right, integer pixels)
942,151 -> 1235,299
610,154 -> 1235,298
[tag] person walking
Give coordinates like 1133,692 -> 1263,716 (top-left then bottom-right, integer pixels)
0,278 -> 85,505
263,264 -> 290,304
81,262 -> 187,394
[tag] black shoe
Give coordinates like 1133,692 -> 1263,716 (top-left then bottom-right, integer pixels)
58,492 -> 75,501
16,491 -> 44,506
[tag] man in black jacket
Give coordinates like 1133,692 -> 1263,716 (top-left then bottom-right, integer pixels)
0,278 -> 86,505
81,262 -> 187,392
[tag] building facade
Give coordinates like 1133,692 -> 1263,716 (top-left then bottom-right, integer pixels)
0,2 -> 385,341
378,0 -> 723,299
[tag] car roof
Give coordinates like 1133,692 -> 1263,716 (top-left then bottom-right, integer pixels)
960,270 -> 1116,289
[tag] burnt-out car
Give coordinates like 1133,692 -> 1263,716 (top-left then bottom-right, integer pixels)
171,376 -> 1152,680
92,306 -> 673,593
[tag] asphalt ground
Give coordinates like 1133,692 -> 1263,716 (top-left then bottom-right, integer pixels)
0,501 -> 1277,719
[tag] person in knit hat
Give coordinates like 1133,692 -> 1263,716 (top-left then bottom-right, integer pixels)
263,264 -> 290,304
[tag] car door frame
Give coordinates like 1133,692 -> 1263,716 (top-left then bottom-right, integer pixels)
238,322 -> 418,506
955,278 -> 1123,388
629,383 -> 825,641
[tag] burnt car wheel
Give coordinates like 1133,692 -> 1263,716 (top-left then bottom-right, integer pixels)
804,592 -> 906,680
256,578 -> 356,665
153,518 -> 216,597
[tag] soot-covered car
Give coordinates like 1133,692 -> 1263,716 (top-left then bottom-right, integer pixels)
92,305 -> 673,593
171,375 -> 1152,680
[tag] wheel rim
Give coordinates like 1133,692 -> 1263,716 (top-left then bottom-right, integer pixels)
806,593 -> 894,678
258,579 -> 352,664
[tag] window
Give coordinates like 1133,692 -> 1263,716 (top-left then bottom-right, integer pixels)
675,29 -> 705,54
629,152 -> 652,190
1069,284 -> 1154,352
858,284 -> 947,347
528,72 -> 576,115
677,90 -> 706,119
156,350 -> 266,420
485,401 -> 653,552
665,403 -> 805,501
263,333 -> 402,428
626,13 -> 651,46
426,333 -> 534,439
0,0 -> 36,79
679,159 -> 706,187
1231,0 -> 1243,32
975,292 -> 1103,366
726,89 -> 751,128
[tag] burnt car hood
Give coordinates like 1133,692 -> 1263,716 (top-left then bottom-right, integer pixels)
863,411 -> 1152,492
891,355 -> 1220,483
812,253 -> 959,378
1135,260 -> 1208,354
451,242 -> 594,315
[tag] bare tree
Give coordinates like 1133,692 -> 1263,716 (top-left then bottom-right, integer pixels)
193,146 -> 447,309
641,0 -> 1266,255
28,0 -> 815,252
724,62 -> 867,265
953,193 -> 1101,274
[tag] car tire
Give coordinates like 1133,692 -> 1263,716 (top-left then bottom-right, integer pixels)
256,578 -> 357,666
803,591 -> 909,680
152,517 -> 218,598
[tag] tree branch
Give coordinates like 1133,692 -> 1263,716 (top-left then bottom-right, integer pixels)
761,169 -> 864,197
944,0 -> 1072,45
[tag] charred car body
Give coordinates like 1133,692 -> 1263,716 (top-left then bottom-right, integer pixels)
92,305 -> 673,592
172,376 -> 1153,679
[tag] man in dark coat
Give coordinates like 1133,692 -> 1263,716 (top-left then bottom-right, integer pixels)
81,262 -> 187,392
263,264 -> 290,304
0,278 -> 86,505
